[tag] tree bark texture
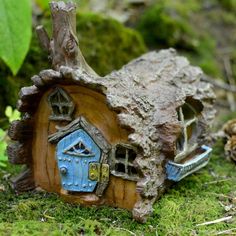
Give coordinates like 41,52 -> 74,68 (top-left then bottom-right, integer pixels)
36,1 -> 97,75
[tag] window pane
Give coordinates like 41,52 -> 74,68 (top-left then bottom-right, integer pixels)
111,144 -> 139,180
187,122 -> 197,142
115,163 -> 126,173
115,145 -> 126,160
128,166 -> 138,176
48,87 -> 75,121
128,149 -> 136,162
52,105 -> 60,115
181,103 -> 196,121
176,132 -> 184,152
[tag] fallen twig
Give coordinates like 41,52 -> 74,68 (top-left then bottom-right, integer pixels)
43,209 -> 55,220
203,178 -> 234,185
196,216 -> 233,227
223,56 -> 236,111
209,193 -> 232,199
201,77 -> 236,93
114,227 -> 137,236
215,228 -> 236,235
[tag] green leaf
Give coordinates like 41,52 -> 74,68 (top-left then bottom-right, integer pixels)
5,106 -> 21,122
4,106 -> 13,119
0,0 -> 32,75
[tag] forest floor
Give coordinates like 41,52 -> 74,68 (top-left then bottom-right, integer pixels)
1,116 -> 236,235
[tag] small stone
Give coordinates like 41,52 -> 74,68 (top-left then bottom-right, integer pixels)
0,185 -> 5,192
224,204 -> 233,212
35,187 -> 45,192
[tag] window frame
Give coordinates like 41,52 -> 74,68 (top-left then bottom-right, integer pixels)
48,87 -> 75,121
110,143 -> 139,181
175,103 -> 199,163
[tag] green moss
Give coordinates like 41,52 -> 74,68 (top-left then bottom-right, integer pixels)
76,12 -> 147,76
1,139 -> 236,235
217,0 -> 236,12
0,220 -> 129,236
152,140 -> 236,235
137,0 -> 201,50
0,129 -> 7,168
137,0 -> 236,77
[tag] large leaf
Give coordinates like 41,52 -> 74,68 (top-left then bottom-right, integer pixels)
0,0 -> 32,75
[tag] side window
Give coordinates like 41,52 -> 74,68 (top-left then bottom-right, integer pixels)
48,87 -> 75,121
110,144 -> 139,181
175,98 -> 203,162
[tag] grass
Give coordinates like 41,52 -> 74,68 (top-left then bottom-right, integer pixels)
1,139 -> 236,235
0,129 -> 7,168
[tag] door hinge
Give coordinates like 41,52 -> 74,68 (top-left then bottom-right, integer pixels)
89,163 -> 109,183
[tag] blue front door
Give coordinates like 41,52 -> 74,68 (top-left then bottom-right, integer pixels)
56,129 -> 101,192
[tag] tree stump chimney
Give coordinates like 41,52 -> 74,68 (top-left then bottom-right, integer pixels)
36,1 -> 97,75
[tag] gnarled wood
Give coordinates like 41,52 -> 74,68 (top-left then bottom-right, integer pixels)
11,168 -> 35,193
8,120 -> 33,141
19,86 -> 41,102
31,70 -> 62,88
7,141 -> 31,165
36,25 -> 50,53
31,75 -> 45,88
36,1 -> 97,76
17,99 -> 38,113
17,86 -> 42,113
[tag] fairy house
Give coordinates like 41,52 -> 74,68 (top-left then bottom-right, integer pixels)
7,1 -> 215,222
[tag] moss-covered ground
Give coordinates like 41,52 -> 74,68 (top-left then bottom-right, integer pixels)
1,139 -> 236,235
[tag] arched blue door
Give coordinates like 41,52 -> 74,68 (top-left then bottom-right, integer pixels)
56,129 -> 101,192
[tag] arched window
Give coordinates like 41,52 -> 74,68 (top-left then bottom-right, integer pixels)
110,144 -> 139,181
175,98 -> 203,162
48,87 -> 75,121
